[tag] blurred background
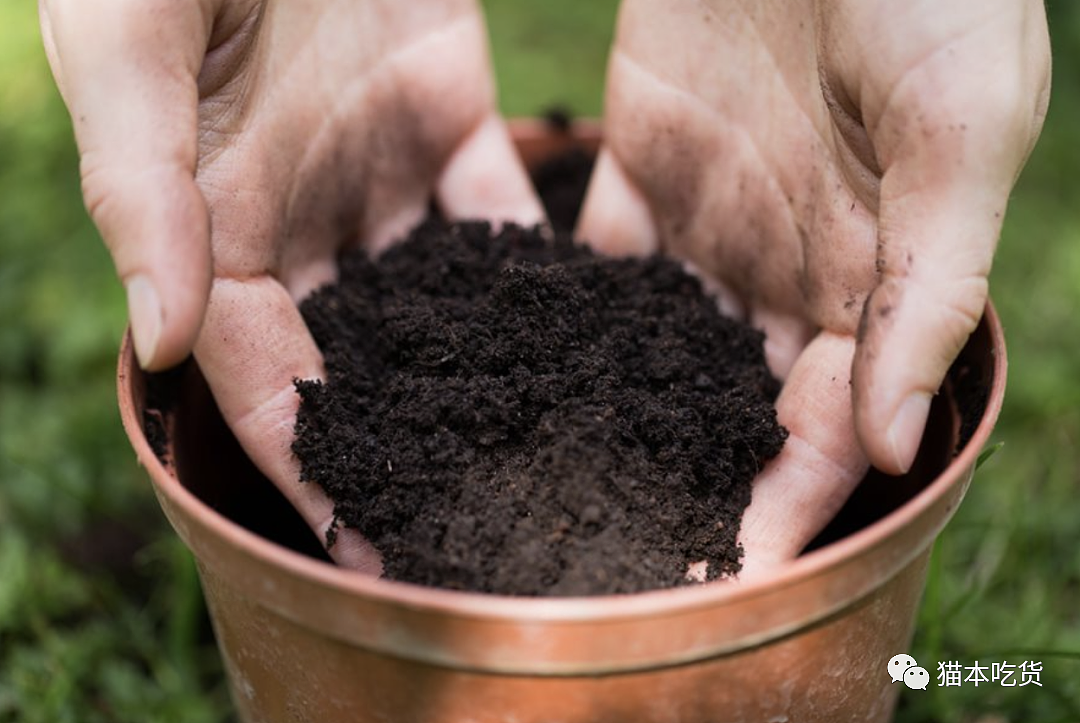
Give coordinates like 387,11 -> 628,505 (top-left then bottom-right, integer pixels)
1,1 -> 1078,721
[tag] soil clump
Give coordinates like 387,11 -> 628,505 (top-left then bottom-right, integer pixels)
292,220 -> 786,596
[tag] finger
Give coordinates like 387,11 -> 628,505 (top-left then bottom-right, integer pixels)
852,195 -> 994,476
41,0 -> 217,370
738,332 -> 869,579
576,147 -> 659,256
194,276 -> 382,573
436,114 -> 546,229
747,307 -> 817,383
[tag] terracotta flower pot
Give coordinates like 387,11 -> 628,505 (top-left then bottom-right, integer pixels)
116,120 -> 1006,723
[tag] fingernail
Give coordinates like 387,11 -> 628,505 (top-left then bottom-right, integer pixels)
887,393 -> 932,474
126,274 -> 162,368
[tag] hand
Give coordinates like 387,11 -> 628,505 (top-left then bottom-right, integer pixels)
580,0 -> 1050,575
41,0 -> 544,568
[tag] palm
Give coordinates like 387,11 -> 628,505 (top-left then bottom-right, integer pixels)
590,0 -> 1045,375
197,0 -> 522,297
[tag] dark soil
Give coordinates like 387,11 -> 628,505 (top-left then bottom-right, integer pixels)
950,357 -> 990,454
142,363 -> 187,465
292,221 -> 787,596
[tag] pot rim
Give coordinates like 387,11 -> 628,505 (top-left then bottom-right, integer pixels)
116,301 -> 1005,625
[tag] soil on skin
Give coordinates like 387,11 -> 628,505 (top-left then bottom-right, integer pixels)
292,221 -> 787,596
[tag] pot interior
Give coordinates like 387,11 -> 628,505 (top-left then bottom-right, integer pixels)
151,342 -> 968,566
148,316 -> 994,572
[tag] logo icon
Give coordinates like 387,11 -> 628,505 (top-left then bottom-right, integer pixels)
888,653 -> 918,683
903,666 -> 930,691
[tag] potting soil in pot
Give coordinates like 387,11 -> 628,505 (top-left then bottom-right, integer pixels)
292,219 -> 787,596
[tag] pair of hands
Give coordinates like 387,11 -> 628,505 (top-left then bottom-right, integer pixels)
42,0 -> 1050,577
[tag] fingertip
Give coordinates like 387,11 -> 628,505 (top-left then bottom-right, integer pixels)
576,147 -> 658,256
854,385 -> 933,477
885,393 -> 932,475
126,268 -> 210,372
106,171 -> 212,371
852,273 -> 985,475
125,274 -> 163,369
437,114 -> 546,227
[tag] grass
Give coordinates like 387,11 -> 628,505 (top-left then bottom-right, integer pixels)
1,0 -> 1078,720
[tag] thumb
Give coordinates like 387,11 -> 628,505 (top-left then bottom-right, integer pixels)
852,185 -> 999,476
576,147 -> 659,256
850,4 -> 1049,474
41,0 -> 214,370
436,114 -> 546,231
853,88 -> 1024,475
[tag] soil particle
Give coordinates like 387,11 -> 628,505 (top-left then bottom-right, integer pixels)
292,220 -> 787,596
950,356 -> 990,453
143,362 -> 187,465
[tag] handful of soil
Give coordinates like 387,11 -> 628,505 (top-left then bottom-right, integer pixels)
292,221 -> 786,596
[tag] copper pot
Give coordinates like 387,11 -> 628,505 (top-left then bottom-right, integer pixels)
116,120 -> 1006,723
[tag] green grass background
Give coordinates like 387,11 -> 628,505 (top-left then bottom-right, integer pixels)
1,1 -> 1078,720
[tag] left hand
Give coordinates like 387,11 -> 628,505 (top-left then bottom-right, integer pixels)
41,0 -> 543,568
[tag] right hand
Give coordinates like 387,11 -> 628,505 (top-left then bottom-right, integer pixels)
41,0 -> 544,569
580,0 -> 1049,576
